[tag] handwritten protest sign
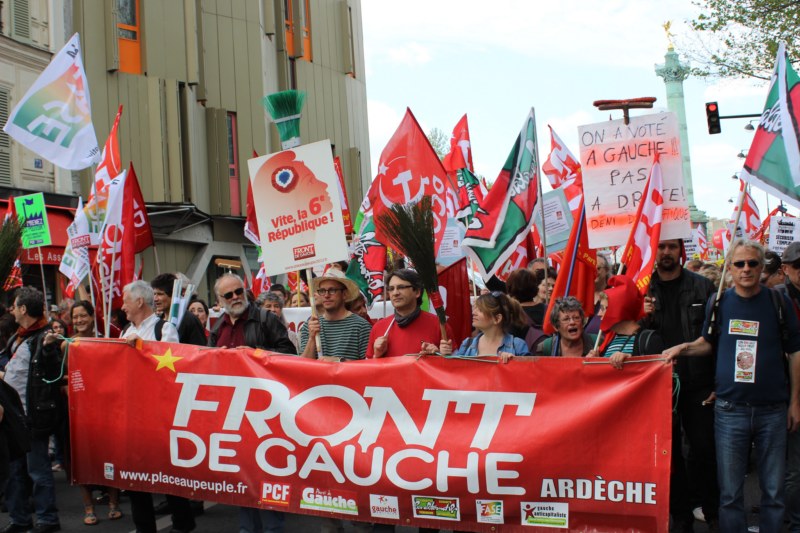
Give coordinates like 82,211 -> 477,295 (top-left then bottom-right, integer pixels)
579,112 -> 691,249
248,140 -> 348,275
768,217 -> 800,255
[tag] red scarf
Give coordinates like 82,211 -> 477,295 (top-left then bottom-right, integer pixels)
16,317 -> 49,338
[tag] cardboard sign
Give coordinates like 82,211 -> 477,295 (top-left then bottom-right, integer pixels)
579,112 -> 691,248
248,140 -> 349,275
768,217 -> 800,254
14,193 -> 51,248
533,188 -> 573,254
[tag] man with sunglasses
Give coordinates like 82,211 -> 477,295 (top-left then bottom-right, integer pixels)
208,273 -> 295,533
208,273 -> 296,354
664,239 -> 800,532
641,239 -> 717,532
299,269 -> 371,361
367,268 -> 452,358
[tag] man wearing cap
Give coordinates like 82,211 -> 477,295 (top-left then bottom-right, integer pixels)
665,239 -> 800,532
642,238 -> 717,532
777,241 -> 800,530
367,268 -> 452,358
299,270 -> 371,361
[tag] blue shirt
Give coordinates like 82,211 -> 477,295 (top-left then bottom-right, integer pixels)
702,287 -> 800,405
455,333 -> 531,357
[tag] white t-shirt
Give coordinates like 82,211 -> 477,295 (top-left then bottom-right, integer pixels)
122,313 -> 179,343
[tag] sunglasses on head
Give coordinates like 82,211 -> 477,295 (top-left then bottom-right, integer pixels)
222,287 -> 245,300
732,259 -> 760,269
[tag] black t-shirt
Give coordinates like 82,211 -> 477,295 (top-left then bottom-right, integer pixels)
655,276 -> 683,348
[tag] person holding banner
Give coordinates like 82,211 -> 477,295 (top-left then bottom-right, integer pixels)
641,239 -> 718,532
151,273 -> 207,346
208,274 -> 296,355
367,269 -> 452,358
446,292 -> 530,362
537,297 -> 596,357
664,239 -> 800,533
299,270 -> 371,361
594,276 -> 664,369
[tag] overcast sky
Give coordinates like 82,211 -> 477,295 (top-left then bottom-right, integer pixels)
360,0 -> 781,222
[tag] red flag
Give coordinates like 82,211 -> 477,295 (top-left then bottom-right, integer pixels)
369,109 -> 457,255
245,150 -> 261,247
126,164 -> 154,253
3,258 -> 23,291
542,200 -> 597,335
333,156 -> 353,235
85,106 -> 123,244
730,179 -> 762,239
442,114 -> 474,174
436,259 -> 471,347
620,156 -> 664,295
542,126 -> 580,188
252,264 -> 271,298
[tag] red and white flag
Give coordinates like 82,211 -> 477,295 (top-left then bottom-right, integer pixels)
620,155 -> 664,295
442,114 -> 474,174
85,105 -> 123,244
252,264 -> 271,298
729,178 -> 762,239
694,225 -> 709,260
245,151 -> 262,249
542,126 -> 583,217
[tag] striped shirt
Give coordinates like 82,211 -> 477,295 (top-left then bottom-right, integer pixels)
602,333 -> 636,356
299,313 -> 372,360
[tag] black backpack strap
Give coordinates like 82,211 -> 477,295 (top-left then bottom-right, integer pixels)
155,318 -> 165,342
767,287 -> 790,348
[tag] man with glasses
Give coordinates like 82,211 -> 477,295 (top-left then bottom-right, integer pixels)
642,239 -> 717,532
208,273 -> 295,354
299,270 -> 371,361
208,273 -> 294,533
664,239 -> 800,532
367,268 -> 452,358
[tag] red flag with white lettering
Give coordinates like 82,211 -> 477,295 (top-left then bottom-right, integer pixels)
127,164 -> 154,253
619,156 -> 664,295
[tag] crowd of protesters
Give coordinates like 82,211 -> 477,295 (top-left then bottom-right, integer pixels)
1,237 -> 800,532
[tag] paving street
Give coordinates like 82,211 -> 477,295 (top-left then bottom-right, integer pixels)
0,465 -> 777,532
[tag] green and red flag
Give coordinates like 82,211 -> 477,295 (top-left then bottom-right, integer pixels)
741,43 -> 800,208
462,109 -> 541,280
345,200 -> 386,306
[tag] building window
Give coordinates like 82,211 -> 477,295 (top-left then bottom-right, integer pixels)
0,88 -> 11,186
227,112 -> 241,216
284,0 -> 312,61
117,0 -> 141,74
346,6 -> 356,78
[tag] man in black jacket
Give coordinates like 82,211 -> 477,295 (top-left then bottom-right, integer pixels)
1,287 -> 61,533
643,239 -> 717,532
209,273 -> 295,533
151,273 -> 207,346
209,274 -> 296,354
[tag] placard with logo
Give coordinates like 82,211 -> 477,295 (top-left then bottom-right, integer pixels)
14,192 -> 51,248
248,140 -> 349,275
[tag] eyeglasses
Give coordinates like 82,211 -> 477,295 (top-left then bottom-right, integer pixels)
732,259 -> 760,269
316,288 -> 345,296
221,287 -> 245,300
387,284 -> 413,292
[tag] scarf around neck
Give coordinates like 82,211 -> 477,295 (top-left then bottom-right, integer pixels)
395,307 -> 421,328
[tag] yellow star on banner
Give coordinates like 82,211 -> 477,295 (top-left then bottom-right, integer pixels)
152,348 -> 183,372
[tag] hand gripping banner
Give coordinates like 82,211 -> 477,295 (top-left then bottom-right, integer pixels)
68,341 -> 672,531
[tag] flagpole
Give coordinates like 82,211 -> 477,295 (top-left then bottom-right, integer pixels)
87,268 -> 98,337
533,110 -> 548,309
306,268 -> 322,355
37,248 -> 48,307
709,183 -> 748,327
152,244 -> 161,274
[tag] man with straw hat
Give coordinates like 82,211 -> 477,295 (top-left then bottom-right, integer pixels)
299,269 -> 371,361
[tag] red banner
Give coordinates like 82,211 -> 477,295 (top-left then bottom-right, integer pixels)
70,341 -> 671,531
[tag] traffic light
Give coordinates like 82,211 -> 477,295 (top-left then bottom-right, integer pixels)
706,102 -> 721,134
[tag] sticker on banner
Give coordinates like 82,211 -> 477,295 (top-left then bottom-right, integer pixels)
300,487 -> 358,515
261,482 -> 291,506
104,463 -> 114,481
476,499 -> 504,524
369,495 -> 399,520
521,502 -> 569,528
412,495 -> 460,521
735,340 -> 757,383
729,319 -> 759,336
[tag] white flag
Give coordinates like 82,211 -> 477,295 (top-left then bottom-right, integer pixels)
59,199 -> 91,288
3,33 -> 100,170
